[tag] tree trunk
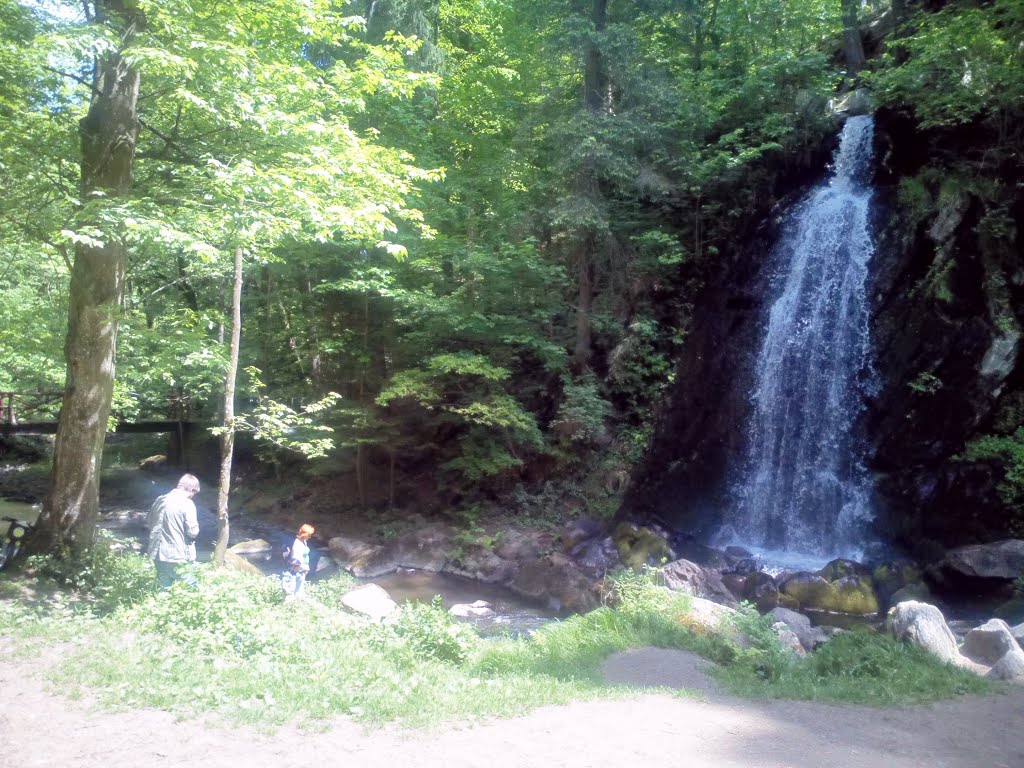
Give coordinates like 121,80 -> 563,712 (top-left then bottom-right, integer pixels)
572,0 -> 607,374
34,0 -> 142,557
841,0 -> 866,75
214,246 -> 244,564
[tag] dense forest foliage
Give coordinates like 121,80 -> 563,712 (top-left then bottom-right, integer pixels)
1,0 -> 1022,552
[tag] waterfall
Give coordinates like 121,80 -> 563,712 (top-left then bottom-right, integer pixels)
719,115 -> 877,563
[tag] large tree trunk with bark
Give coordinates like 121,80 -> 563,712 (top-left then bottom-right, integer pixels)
34,1 -> 142,556
571,0 -> 608,374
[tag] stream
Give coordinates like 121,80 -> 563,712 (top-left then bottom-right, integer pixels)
1,494 -> 554,635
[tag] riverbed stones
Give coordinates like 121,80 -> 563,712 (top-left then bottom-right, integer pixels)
449,600 -> 495,618
660,559 -> 738,608
341,583 -> 399,622
570,536 -> 620,577
962,619 -> 1021,665
770,607 -> 832,653
742,571 -> 780,612
445,547 -> 517,584
886,601 -> 960,664
509,553 -> 599,613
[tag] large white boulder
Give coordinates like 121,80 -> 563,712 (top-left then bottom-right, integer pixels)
886,601 -> 960,664
987,647 -> 1024,684
340,583 -> 399,623
963,619 -> 1021,665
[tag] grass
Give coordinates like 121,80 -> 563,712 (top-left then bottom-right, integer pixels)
0,555 -> 1004,731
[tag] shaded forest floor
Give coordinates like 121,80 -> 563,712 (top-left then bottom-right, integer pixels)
2,642 -> 1022,768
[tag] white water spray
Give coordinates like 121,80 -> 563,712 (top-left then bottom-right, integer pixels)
718,115 -> 877,565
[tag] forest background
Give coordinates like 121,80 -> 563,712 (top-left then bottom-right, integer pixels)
1,0 -> 1022,557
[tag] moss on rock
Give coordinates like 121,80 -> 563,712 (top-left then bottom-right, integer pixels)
613,523 -> 673,570
780,572 -> 880,615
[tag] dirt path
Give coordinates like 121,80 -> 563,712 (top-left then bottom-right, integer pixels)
1,644 -> 1022,768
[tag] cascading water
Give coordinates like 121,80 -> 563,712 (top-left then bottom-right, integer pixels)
717,115 -> 877,567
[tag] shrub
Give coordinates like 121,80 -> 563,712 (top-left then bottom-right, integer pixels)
372,596 -> 479,664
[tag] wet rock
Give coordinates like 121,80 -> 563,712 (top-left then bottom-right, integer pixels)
721,572 -> 747,599
963,619 -> 1021,665
450,600 -> 495,619
660,558 -> 738,608
742,572 -> 780,613
495,529 -> 546,561
672,537 -> 730,570
723,546 -> 753,567
327,535 -> 381,569
229,538 -> 273,555
509,553 -> 600,613
343,524 -> 454,578
444,547 -> 516,584
886,601 -> 960,665
561,518 -> 603,550
831,88 -> 871,117
819,558 -> 870,582
732,558 -> 760,576
341,583 -> 399,622
571,536 -> 620,577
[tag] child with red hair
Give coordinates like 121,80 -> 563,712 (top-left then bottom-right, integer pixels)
286,523 -> 315,599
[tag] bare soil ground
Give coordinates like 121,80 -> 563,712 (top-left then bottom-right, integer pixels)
2,642 -> 1022,768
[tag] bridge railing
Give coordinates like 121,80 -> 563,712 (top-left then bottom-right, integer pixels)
0,391 -> 63,425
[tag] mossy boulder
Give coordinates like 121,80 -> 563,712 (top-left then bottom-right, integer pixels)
779,572 -> 880,615
830,576 -> 880,615
613,523 -> 674,570
872,560 -> 923,610
819,558 -> 870,582
779,572 -> 835,608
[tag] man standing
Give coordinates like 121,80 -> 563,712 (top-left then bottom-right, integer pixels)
147,474 -> 201,589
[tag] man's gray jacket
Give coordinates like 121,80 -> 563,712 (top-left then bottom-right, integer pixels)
146,488 -> 199,563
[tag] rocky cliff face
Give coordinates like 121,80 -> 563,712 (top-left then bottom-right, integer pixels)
867,108 -> 1024,551
625,106 -> 1024,556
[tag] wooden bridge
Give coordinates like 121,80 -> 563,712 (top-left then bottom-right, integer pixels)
0,391 -> 202,436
